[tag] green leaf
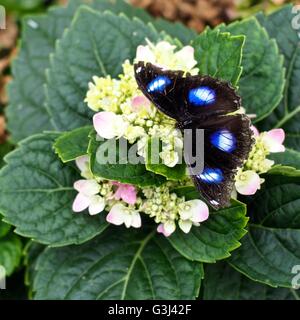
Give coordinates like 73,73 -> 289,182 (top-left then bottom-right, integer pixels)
88,132 -> 166,186
92,0 -> 153,22
1,0 -> 43,12
0,218 -> 11,239
145,138 -> 186,180
152,19 -> 196,44
172,186 -> 201,200
203,261 -> 298,300
247,174 -> 300,229
168,199 -> 248,263
192,28 -> 244,86
219,17 -> 285,122
257,5 -> 300,149
0,142 -> 14,169
92,0 -> 196,45
32,228 -> 203,300
269,148 -> 300,169
0,133 -> 108,246
0,234 -> 22,276
46,7 -> 160,132
229,225 -> 300,288
229,173 -> 300,288
6,1 -> 83,142
267,165 -> 300,177
54,126 -> 92,163
24,241 -> 46,294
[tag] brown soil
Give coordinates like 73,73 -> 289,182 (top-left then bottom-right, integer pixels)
130,0 -> 236,32
0,16 -> 18,143
130,0 -> 294,32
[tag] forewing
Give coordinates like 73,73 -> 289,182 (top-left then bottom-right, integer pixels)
134,62 -> 241,122
134,61 -> 186,121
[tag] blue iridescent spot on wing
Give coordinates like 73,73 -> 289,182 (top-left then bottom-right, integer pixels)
188,86 -> 216,106
147,76 -> 172,93
210,130 -> 236,153
198,168 -> 223,184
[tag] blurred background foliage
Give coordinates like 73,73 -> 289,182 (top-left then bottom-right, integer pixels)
0,0 -> 295,143
0,0 -> 297,300
0,0 -> 55,14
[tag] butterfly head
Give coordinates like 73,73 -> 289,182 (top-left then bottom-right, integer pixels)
134,61 -> 172,93
134,61 -> 144,75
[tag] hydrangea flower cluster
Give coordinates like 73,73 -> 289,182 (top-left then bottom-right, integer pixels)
73,155 -> 141,227
142,185 -> 208,236
72,155 -> 209,236
72,39 -> 286,236
234,126 -> 285,195
86,40 -> 197,167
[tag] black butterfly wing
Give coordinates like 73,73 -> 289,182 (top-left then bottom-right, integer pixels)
134,61 -> 241,121
134,61 -> 253,209
134,61 -> 186,120
184,114 -> 254,208
182,75 -> 241,119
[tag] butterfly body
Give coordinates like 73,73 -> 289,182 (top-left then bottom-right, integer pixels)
134,61 -> 254,209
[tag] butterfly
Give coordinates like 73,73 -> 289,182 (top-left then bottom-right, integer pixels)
134,61 -> 254,209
